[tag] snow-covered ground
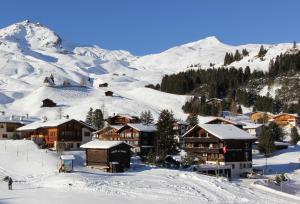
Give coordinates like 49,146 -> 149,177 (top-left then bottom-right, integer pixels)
1,140 -> 300,204
0,20 -> 297,121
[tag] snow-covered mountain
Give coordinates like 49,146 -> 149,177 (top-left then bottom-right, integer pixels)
0,20 -> 295,120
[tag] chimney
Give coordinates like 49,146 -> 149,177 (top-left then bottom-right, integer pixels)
10,115 -> 14,121
26,113 -> 29,119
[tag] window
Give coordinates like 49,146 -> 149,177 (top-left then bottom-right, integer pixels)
2,134 -> 7,138
232,164 -> 235,169
240,163 -> 243,169
0,124 -> 4,128
84,132 -> 90,137
245,142 -> 249,149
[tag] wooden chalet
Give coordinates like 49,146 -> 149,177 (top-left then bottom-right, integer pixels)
0,115 -> 35,139
81,140 -> 132,172
17,118 -> 96,149
95,125 -> 123,141
173,120 -> 189,146
107,114 -> 139,125
250,111 -> 274,124
99,83 -> 108,87
183,124 -> 256,177
41,98 -> 57,108
105,91 -> 113,97
240,122 -> 263,137
272,113 -> 300,127
116,123 -> 157,156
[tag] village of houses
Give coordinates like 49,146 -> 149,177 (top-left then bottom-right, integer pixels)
0,98 -> 299,176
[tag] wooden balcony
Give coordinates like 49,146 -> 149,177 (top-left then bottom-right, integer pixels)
184,137 -> 219,143
185,147 -> 222,154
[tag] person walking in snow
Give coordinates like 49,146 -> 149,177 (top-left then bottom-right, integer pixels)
8,177 -> 13,190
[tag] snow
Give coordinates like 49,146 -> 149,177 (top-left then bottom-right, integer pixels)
1,140 -> 300,204
17,118 -> 72,131
60,155 -> 75,160
121,123 -> 157,132
184,124 -> 256,140
80,140 -> 126,149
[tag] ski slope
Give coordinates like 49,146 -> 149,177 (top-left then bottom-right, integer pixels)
0,140 -> 300,204
0,20 -> 297,121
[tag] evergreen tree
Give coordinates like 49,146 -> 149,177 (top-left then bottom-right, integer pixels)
156,109 -> 178,157
268,122 -> 284,141
92,109 -> 104,130
85,107 -> 93,125
290,126 -> 300,145
258,45 -> 267,58
242,48 -> 249,56
234,50 -> 242,61
50,74 -> 55,84
186,113 -> 198,128
140,110 -> 154,125
258,126 -> 276,155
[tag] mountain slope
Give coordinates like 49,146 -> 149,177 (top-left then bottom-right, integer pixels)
0,20 -> 296,120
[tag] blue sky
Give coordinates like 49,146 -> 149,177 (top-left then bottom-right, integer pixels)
1,0 -> 300,55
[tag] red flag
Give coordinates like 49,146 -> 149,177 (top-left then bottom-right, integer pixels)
223,146 -> 228,154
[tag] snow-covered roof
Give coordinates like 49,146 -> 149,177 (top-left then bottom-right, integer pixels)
0,115 -> 37,125
176,120 -> 189,125
60,155 -> 75,160
241,122 -> 263,129
80,140 -> 131,149
204,117 -> 240,126
183,124 -> 256,140
17,118 -> 94,131
118,123 -> 157,132
94,125 -> 124,134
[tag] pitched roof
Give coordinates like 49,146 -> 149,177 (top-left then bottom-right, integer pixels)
60,155 -> 75,160
17,118 -> 95,131
241,122 -> 263,129
0,115 -> 37,125
204,117 -> 240,126
80,140 -> 132,149
273,113 -> 299,119
183,124 -> 256,140
94,125 -> 123,134
117,123 -> 157,133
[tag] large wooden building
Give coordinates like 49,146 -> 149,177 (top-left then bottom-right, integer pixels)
17,118 -> 95,149
81,140 -> 132,172
272,113 -> 300,127
116,123 -> 157,156
250,111 -> 274,124
107,114 -> 139,125
183,124 -> 256,176
0,115 -> 36,139
95,125 -> 123,141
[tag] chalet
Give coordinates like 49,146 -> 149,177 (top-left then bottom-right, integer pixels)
183,124 -> 256,177
107,114 -> 139,125
41,98 -> 57,108
95,125 -> 123,140
116,123 -> 157,156
99,83 -> 108,87
0,115 -> 36,139
105,91 -> 113,97
250,111 -> 274,124
80,140 -> 132,172
241,122 -> 263,137
272,113 -> 300,127
17,118 -> 96,149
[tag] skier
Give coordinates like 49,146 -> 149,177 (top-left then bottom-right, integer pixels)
8,177 -> 13,190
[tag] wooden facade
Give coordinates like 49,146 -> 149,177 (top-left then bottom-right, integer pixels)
272,113 -> 300,127
96,126 -> 122,141
205,117 -> 242,128
0,122 -> 23,139
250,111 -> 273,123
183,125 -> 254,176
84,142 -> 131,171
116,124 -> 156,156
107,114 -> 139,125
41,98 -> 57,107
18,119 -> 95,149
